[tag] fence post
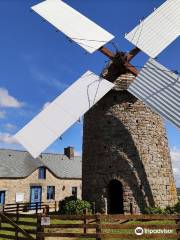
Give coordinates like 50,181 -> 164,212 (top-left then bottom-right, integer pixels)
0,205 -> 3,227
54,201 -> 57,212
96,213 -> 101,240
37,214 -> 44,240
15,203 -> 19,240
83,208 -> 88,235
36,202 -> 38,214
43,205 -> 49,215
176,216 -> 180,240
16,203 -> 20,218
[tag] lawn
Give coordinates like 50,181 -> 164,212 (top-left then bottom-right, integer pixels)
44,219 -> 177,240
0,216 -> 178,240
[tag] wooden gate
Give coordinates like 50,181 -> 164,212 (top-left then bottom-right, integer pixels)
0,211 -> 36,239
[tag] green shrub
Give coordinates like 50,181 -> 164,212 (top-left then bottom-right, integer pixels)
58,196 -> 77,214
174,200 -> 180,213
144,200 -> 180,214
164,205 -> 175,214
144,206 -> 164,214
59,197 -> 92,215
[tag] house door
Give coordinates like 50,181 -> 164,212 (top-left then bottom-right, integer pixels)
0,191 -> 5,205
108,180 -> 124,214
30,186 -> 42,207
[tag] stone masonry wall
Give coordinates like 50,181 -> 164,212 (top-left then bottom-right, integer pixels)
82,66 -> 177,213
0,168 -> 81,204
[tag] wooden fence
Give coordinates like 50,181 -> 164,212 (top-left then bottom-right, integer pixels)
0,210 -> 180,239
0,201 -> 58,214
37,212 -> 180,239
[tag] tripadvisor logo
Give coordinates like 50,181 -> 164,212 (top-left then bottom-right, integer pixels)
135,227 -> 173,235
135,227 -> 144,236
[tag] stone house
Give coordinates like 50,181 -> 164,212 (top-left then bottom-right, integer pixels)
0,147 -> 82,205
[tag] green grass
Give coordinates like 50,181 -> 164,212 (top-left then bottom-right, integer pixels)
45,219 -> 177,240
0,216 -> 178,240
0,216 -> 37,240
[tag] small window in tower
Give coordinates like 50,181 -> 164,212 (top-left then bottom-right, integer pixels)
72,187 -> 77,199
38,167 -> 46,179
47,186 -> 55,200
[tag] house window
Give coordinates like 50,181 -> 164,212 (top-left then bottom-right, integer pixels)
38,167 -> 46,179
47,186 -> 55,200
0,191 -> 5,205
72,187 -> 77,199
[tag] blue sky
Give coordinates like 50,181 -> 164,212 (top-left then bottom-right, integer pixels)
0,0 -> 180,184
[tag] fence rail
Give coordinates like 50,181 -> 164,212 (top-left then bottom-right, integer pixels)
0,209 -> 180,239
1,201 -> 58,214
38,213 -> 180,239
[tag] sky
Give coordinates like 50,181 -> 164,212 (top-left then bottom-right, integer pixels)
0,0 -> 180,184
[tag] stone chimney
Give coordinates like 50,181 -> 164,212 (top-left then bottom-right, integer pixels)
64,146 -> 74,159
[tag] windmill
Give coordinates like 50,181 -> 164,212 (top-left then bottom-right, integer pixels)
15,0 -> 179,213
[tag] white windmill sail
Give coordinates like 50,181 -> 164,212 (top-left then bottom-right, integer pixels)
125,0 -> 180,58
31,0 -> 114,54
128,58 -> 180,128
15,71 -> 114,158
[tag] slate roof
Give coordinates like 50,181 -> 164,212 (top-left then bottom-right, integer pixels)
0,149 -> 82,179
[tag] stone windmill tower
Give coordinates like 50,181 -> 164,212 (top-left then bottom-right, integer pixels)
15,0 -> 179,214
82,59 -> 177,214
81,0 -> 180,214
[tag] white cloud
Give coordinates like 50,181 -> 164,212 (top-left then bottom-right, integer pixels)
170,147 -> 180,187
3,123 -> 16,131
0,110 -> 6,119
0,88 -> 24,108
0,132 -> 18,144
29,66 -> 68,91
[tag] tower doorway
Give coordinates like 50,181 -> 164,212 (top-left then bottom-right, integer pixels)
108,180 -> 124,214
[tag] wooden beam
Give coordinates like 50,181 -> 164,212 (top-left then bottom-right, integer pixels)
0,212 -> 35,240
98,46 -> 115,59
124,62 -> 138,76
126,47 -> 140,62
98,46 -> 138,76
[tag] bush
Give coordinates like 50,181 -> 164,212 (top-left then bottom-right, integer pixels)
59,197 -> 92,215
174,201 -> 180,213
144,200 -> 180,214
164,205 -> 175,214
144,206 -> 164,214
58,196 -> 77,214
